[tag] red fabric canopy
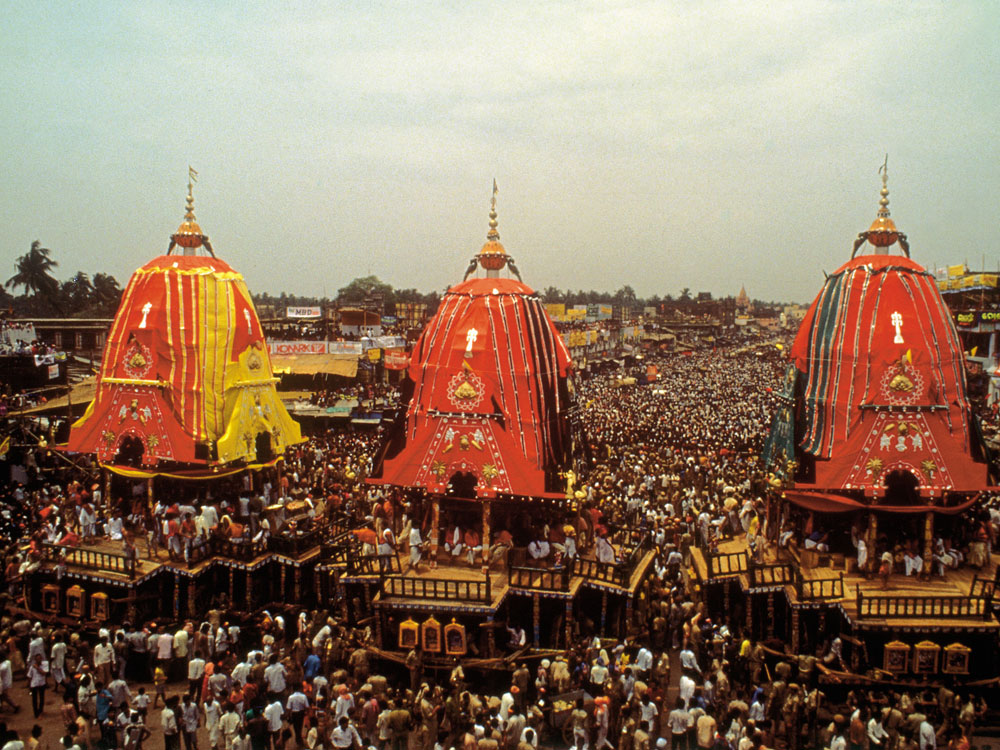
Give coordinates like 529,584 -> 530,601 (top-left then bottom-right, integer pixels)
373,276 -> 573,499
789,252 -> 987,494
785,490 -> 981,515
66,254 -> 301,467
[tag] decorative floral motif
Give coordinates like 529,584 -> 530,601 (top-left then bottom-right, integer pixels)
446,366 -> 485,410
122,337 -> 153,379
481,464 -> 498,485
866,457 -> 884,476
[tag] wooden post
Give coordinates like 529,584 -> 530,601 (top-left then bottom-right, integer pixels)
766,591 -> 775,639
280,564 -> 287,601
486,615 -> 496,657
294,566 -> 302,601
923,511 -> 934,575
481,499 -> 492,571
173,572 -> 180,620
147,476 -> 155,514
228,567 -> 235,604
564,600 -> 573,648
187,579 -> 197,618
600,591 -> 608,634
790,607 -> 800,653
429,495 -> 440,569
103,468 -> 111,513
624,595 -> 633,637
374,604 -> 383,647
245,570 -> 253,612
745,592 -> 753,638
532,593 -> 541,647
867,512 -> 878,576
126,589 -> 137,625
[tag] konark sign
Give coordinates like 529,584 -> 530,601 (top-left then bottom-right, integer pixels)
267,340 -> 364,356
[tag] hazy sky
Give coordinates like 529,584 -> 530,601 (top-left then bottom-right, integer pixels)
3,1 -> 998,304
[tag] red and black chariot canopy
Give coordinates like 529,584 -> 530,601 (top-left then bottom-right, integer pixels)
767,167 -> 990,506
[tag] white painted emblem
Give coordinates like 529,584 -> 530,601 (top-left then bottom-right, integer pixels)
891,311 -> 904,344
139,302 -> 152,329
465,328 -> 478,357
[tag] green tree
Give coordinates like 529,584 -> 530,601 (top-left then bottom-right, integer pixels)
61,271 -> 94,314
7,241 -> 59,298
91,272 -> 123,316
337,275 -> 395,307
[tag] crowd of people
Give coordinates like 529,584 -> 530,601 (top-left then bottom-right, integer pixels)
0,342 -> 994,750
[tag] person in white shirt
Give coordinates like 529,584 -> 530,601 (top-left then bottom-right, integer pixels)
218,705 -> 242,750
203,697 -> 222,750
27,654 -> 49,718
286,689 -> 310,745
188,656 -> 206,701
444,525 -> 464,559
263,700 -> 284,748
263,655 -> 287,697
595,533 -> 615,564
0,654 -> 18,712
161,697 -> 180,750
331,717 -> 362,749
1,731 -> 25,750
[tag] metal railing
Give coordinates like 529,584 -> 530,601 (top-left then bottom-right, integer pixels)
856,586 -> 991,620
380,575 -> 493,604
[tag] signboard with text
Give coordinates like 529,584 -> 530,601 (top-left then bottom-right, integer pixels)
286,306 -> 322,318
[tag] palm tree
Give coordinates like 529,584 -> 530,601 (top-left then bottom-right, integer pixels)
62,271 -> 94,314
92,272 -> 122,316
7,241 -> 59,298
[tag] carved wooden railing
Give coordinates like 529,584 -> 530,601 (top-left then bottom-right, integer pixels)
794,571 -> 844,601
572,556 -> 629,587
380,575 -> 492,604
748,562 -> 795,588
346,553 -> 401,576
41,543 -> 135,578
707,550 -> 749,578
856,586 -> 991,620
268,528 -> 321,557
509,565 -> 571,592
210,537 -> 268,562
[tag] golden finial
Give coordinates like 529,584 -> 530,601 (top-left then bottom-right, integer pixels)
172,166 -> 205,251
877,154 -> 889,217
478,179 -> 506,273
487,179 -> 499,241
866,154 -> 899,248
184,165 -> 198,221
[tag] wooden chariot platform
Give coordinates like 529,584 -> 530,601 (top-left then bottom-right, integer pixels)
690,536 -> 1000,682
21,521 -> 657,668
